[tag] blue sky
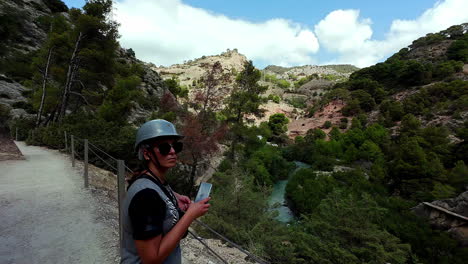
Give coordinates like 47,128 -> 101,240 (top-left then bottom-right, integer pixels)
62,0 -> 468,68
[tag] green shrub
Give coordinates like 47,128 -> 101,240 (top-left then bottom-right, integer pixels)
286,97 -> 307,109
265,74 -> 290,88
323,120 -> 332,129
447,34 -> 468,62
0,104 -> 11,128
294,74 -> 317,88
433,60 -> 464,79
9,117 -> 35,141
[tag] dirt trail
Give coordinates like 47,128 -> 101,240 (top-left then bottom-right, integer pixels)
0,142 -> 119,264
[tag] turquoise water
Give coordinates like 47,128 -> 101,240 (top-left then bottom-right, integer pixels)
268,161 -> 311,222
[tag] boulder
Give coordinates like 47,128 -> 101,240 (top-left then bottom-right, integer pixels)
0,76 -> 28,106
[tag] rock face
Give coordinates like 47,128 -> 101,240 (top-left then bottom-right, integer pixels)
114,48 -> 173,125
264,64 -> 358,80
153,49 -> 248,100
0,74 -> 35,120
288,99 -> 347,138
413,191 -> 468,246
0,0 -> 61,57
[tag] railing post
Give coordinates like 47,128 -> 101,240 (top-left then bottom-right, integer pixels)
15,127 -> 18,141
117,160 -> 126,250
71,135 -> 75,167
84,139 -> 89,188
64,131 -> 68,151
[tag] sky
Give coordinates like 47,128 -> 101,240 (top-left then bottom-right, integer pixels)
63,0 -> 468,68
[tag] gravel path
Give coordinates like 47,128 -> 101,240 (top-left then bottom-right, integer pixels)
0,142 -> 119,264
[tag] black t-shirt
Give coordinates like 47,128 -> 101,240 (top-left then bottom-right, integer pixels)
128,175 -> 177,240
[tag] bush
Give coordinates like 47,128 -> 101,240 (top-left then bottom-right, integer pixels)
286,97 -> 307,109
447,34 -> 468,62
0,104 -> 11,128
433,60 -> 464,79
265,74 -> 290,89
323,120 -> 332,129
9,117 -> 35,141
294,74 -> 319,88
267,94 -> 280,103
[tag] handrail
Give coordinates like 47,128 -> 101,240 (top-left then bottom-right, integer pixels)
422,202 -> 468,222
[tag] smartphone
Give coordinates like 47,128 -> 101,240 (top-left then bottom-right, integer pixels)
195,182 -> 212,202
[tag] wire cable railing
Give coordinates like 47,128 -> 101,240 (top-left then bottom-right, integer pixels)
88,146 -> 118,171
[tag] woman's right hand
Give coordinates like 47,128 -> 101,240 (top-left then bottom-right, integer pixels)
186,197 -> 211,219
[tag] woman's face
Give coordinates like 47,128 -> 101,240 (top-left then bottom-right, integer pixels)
149,138 -> 179,168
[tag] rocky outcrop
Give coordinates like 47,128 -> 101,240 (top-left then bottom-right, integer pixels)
0,74 -> 35,120
413,191 -> 468,246
287,99 -> 347,138
153,49 -> 248,100
263,64 -> 358,80
0,0 -> 62,57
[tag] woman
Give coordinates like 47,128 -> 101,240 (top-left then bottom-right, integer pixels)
121,119 -> 210,264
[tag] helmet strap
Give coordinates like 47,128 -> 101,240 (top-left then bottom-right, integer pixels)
144,147 -> 167,183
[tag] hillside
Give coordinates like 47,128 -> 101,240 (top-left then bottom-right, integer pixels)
2,1 -> 468,263
152,49 -> 359,136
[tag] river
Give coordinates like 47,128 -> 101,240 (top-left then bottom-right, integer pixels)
268,161 -> 311,223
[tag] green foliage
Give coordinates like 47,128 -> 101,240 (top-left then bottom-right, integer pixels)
431,182 -> 456,200
98,76 -> 141,123
286,168 -> 336,214
447,34 -> 468,62
267,94 -> 281,103
433,60 -> 464,79
0,104 -> 11,128
304,128 -> 326,142
323,120 -> 332,129
245,145 -> 293,186
0,51 -> 36,82
293,191 -> 412,264
286,96 -> 307,109
350,89 -> 376,112
9,118 -> 35,141
225,61 -> 268,124
265,74 -> 290,88
0,6 -> 25,53
322,74 -> 341,81
268,113 -> 289,136
201,169 -> 269,243
164,77 -> 188,98
294,74 -> 317,88
27,112 -> 137,165
448,160 -> 468,192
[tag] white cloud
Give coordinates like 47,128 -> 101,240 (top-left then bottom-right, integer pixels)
114,0 -> 319,67
314,0 -> 468,67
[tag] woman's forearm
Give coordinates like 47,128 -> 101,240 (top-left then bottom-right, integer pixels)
156,213 -> 194,260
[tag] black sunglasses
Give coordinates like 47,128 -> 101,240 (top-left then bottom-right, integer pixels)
156,142 -> 183,155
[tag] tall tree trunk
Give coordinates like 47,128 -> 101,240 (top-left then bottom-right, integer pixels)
36,47 -> 53,127
57,32 -> 83,123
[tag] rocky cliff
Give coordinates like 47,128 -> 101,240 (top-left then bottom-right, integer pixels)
0,0 -> 67,57
153,48 -> 248,101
